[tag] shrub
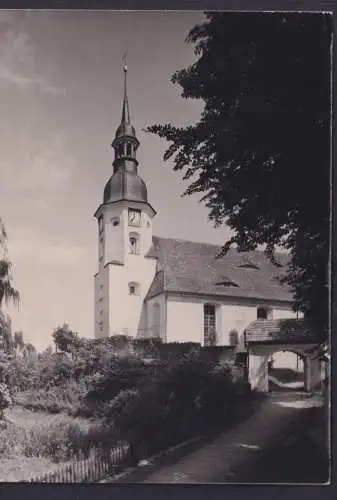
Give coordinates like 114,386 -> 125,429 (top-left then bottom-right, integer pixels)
14,380 -> 87,415
98,358 -> 253,461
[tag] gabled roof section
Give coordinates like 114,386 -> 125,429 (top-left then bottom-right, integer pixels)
145,236 -> 291,303
245,319 -> 319,344
145,270 -> 165,301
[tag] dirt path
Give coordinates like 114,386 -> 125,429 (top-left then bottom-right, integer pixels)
114,392 -> 323,483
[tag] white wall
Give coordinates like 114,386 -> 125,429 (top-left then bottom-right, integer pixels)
94,264 -> 109,338
166,296 -> 204,343
165,294 -> 297,346
94,200 -> 156,339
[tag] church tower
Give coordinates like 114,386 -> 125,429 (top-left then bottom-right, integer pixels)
94,62 -> 157,339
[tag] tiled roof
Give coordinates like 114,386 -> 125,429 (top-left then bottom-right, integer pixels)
245,319 -> 319,344
145,236 -> 292,303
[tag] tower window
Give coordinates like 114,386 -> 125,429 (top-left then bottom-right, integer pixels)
257,306 -> 273,320
129,232 -> 140,254
126,143 -> 132,156
111,217 -> 120,227
128,282 -> 140,296
98,216 -> 103,233
117,143 -> 123,158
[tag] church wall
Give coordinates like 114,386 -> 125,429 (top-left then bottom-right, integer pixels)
104,205 -> 125,265
107,249 -> 157,337
95,200 -> 156,338
166,297 -> 204,344
165,293 -> 297,346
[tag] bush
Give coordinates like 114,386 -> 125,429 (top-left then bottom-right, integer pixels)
15,380 -> 87,415
97,358 -> 254,461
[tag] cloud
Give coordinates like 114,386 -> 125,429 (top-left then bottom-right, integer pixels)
0,134 -> 73,194
0,30 -> 65,95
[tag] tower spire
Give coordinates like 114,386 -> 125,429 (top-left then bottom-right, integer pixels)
121,53 -> 130,125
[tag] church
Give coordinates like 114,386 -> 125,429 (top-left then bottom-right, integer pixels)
93,65 -> 299,348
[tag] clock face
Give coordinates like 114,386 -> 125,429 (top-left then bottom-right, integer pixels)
128,209 -> 141,226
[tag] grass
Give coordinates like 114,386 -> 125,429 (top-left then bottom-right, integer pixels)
0,406 -> 115,481
14,380 -> 87,415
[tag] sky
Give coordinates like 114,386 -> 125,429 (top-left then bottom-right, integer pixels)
0,10 -> 234,351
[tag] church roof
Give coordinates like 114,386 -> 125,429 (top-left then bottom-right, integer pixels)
244,319 -> 318,344
145,236 -> 292,303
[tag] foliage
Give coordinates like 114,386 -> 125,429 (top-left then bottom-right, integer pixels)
147,12 -> 331,339
0,382 -> 12,412
0,410 -> 106,463
97,357 -> 253,460
0,311 -> 13,353
15,380 -> 87,415
52,324 -> 80,353
0,218 -> 19,308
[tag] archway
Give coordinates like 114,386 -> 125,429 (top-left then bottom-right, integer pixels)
267,349 -> 305,393
244,319 -> 323,394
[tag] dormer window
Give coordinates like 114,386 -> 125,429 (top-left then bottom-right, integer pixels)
238,262 -> 259,270
129,232 -> 140,254
215,276 -> 239,287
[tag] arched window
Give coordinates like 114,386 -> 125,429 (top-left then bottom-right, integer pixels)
98,216 -> 103,233
129,232 -> 140,254
257,306 -> 272,320
152,303 -> 160,338
204,303 -> 217,346
116,143 -> 123,158
229,329 -> 239,347
128,282 -> 140,296
126,143 -> 132,157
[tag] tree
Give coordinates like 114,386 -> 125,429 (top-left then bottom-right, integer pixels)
52,324 -> 79,353
147,12 -> 331,340
13,331 -> 24,349
0,312 -> 13,353
0,218 -> 19,309
25,342 -> 37,359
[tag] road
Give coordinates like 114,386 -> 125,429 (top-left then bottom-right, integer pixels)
110,391 -> 328,484
216,402 -> 330,484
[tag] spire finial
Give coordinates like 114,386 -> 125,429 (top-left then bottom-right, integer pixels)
121,53 -> 130,124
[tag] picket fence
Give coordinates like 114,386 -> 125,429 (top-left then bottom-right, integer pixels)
29,442 -> 130,483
